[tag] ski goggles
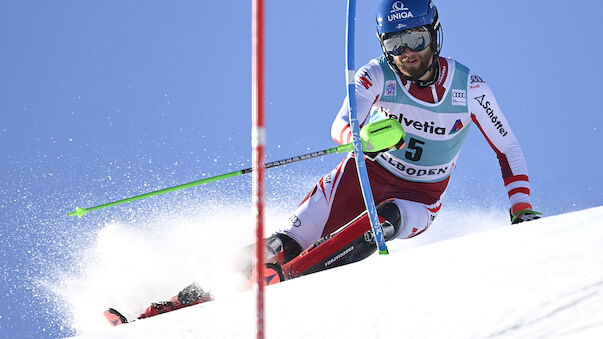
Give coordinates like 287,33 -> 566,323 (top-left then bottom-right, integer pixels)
382,27 -> 432,56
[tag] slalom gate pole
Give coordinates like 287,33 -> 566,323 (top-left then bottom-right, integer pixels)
252,0 -> 266,337
67,143 -> 355,218
345,0 -> 389,254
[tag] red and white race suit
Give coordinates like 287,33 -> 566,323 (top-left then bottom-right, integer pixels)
282,56 -> 533,250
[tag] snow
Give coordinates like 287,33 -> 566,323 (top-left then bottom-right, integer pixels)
67,206 -> 603,339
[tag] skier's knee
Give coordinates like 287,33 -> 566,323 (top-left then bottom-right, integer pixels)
266,202 -> 399,274
280,202 -> 401,278
265,233 -> 303,265
347,201 -> 400,262
377,200 -> 401,241
236,233 -> 302,277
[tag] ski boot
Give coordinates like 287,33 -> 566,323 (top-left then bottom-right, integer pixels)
138,282 -> 213,319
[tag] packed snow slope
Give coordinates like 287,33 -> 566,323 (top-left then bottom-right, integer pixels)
70,206 -> 603,339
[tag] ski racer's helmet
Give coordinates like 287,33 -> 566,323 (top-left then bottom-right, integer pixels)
376,0 -> 443,86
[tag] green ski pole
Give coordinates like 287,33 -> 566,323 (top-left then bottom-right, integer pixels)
68,119 -> 404,218
68,144 -> 353,218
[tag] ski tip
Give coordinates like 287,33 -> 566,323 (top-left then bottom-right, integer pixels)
104,308 -> 128,327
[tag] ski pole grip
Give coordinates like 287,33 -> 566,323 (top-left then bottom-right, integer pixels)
360,119 -> 405,152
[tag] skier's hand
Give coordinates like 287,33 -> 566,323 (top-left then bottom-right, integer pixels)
364,135 -> 405,161
360,120 -> 405,161
510,208 -> 542,224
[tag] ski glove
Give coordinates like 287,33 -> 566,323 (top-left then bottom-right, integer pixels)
510,209 -> 542,224
364,136 -> 405,161
360,120 -> 406,161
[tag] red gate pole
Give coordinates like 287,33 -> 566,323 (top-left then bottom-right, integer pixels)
252,0 -> 266,338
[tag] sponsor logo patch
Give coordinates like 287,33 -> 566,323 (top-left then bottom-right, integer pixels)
364,231 -> 375,244
391,1 -> 409,12
385,156 -> 452,177
385,80 -> 397,96
387,113 -> 447,135
474,94 -> 509,137
388,1 -> 413,21
290,215 -> 301,227
324,246 -> 354,267
451,89 -> 466,106
449,119 -> 464,134
358,71 -> 373,90
470,75 -> 485,83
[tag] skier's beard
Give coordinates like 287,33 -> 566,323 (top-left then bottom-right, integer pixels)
395,51 -> 433,80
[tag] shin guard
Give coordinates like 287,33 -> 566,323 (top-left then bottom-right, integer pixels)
281,201 -> 400,280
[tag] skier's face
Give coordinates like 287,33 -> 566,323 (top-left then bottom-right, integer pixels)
392,45 -> 433,80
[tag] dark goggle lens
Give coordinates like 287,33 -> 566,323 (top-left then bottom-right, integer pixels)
383,29 -> 431,55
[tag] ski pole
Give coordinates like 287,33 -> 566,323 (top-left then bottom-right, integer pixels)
345,0 -> 388,254
67,144 -> 351,218
67,119 -> 403,218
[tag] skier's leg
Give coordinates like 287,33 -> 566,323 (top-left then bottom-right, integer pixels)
264,232 -> 303,265
240,156 -> 373,286
249,233 -> 302,286
279,155 -> 374,252
390,199 -> 441,239
251,155 -> 443,284
280,200 -> 401,279
241,156 -> 367,274
279,198 -> 440,279
236,231 -> 303,280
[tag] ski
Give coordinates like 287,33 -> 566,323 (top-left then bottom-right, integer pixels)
104,308 -> 130,327
103,283 -> 214,327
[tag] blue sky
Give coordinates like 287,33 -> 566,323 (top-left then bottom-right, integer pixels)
1,1 -> 601,337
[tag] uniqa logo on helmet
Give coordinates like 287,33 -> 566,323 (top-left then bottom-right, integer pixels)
388,2 -> 413,22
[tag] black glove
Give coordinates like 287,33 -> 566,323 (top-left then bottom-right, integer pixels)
510,209 -> 542,224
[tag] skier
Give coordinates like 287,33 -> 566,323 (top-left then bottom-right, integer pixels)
260,0 -> 541,283
106,0 -> 541,324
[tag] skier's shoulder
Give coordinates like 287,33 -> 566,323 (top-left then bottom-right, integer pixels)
357,57 -> 386,77
439,56 -> 471,79
439,56 -> 494,93
354,57 -> 386,92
